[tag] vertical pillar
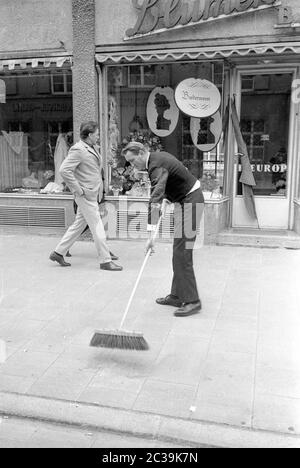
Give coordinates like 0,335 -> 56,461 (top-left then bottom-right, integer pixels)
72,0 -> 97,141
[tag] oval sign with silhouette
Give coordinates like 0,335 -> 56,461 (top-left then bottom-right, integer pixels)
147,87 -> 179,137
175,78 -> 221,118
190,111 -> 222,152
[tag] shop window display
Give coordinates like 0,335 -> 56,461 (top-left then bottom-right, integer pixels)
239,73 -> 292,197
106,61 -> 225,198
0,68 -> 73,195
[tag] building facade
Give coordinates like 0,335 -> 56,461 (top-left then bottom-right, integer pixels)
1,0 -> 300,246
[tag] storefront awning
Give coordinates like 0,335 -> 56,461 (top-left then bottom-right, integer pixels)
96,42 -> 300,63
0,56 -> 72,71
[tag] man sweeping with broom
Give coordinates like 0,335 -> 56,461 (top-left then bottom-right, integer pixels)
122,142 -> 204,318
89,142 -> 204,352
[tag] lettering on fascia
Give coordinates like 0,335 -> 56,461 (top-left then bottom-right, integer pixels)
125,0 -> 280,39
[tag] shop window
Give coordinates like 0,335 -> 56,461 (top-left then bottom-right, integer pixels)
240,73 -> 291,197
106,62 -> 225,198
0,69 -> 73,195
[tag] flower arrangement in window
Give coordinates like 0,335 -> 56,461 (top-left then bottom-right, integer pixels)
200,171 -> 220,198
108,130 -> 163,196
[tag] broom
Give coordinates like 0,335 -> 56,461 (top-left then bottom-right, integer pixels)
90,213 -> 164,351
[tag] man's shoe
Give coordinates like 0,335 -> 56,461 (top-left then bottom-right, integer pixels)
110,252 -> 119,261
66,251 -> 72,257
156,294 -> 183,308
100,261 -> 123,271
174,301 -> 202,317
50,251 -> 71,267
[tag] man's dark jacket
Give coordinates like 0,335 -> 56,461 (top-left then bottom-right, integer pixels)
147,151 -> 198,225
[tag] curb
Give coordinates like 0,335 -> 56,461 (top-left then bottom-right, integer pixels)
0,392 -> 300,448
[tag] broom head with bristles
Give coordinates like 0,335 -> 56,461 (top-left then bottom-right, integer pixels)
90,329 -> 149,351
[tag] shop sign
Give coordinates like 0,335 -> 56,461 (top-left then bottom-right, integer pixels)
239,163 -> 287,173
0,80 -> 6,103
125,0 -> 280,40
190,111 -> 222,152
147,86 -> 179,137
12,103 -> 72,113
175,78 -> 221,118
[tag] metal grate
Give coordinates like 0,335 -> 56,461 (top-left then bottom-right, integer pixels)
117,211 -> 174,239
0,206 -> 66,228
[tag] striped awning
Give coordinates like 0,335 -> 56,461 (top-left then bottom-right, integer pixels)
0,56 -> 72,71
96,42 -> 300,63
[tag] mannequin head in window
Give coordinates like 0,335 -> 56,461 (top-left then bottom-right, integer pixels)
154,93 -> 171,131
65,131 -> 73,148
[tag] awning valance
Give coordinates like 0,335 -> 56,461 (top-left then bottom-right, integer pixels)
96,42 -> 300,63
0,56 -> 72,71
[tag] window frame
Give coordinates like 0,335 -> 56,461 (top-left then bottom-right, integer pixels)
51,72 -> 72,95
127,65 -> 156,89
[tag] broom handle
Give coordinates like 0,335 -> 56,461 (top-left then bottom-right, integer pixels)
119,215 -> 163,330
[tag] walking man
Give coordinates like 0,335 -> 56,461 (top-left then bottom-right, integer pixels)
122,142 -> 204,317
50,121 -> 123,271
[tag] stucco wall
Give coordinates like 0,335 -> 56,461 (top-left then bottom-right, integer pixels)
95,0 -> 300,46
0,0 -> 72,54
72,0 -> 98,140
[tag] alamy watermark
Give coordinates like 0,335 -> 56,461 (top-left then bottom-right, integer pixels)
100,199 -> 204,248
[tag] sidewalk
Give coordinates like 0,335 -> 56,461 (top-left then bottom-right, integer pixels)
0,233 -> 300,448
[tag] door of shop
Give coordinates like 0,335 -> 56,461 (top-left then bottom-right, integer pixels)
232,69 -> 296,229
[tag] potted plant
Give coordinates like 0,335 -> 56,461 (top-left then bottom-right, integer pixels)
108,130 -> 163,196
110,167 -> 125,196
200,171 -> 220,199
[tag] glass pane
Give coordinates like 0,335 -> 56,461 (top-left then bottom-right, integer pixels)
52,74 -> 65,93
253,120 -> 265,132
0,69 -> 73,195
241,119 -> 251,133
107,62 -> 224,197
66,73 -> 73,93
238,73 -> 291,197
253,134 -> 264,147
128,66 -> 142,87
143,65 -> 156,86
241,76 -> 254,91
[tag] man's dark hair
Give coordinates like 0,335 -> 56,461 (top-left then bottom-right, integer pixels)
80,121 -> 99,140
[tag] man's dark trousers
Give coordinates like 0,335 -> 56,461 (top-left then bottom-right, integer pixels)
171,188 -> 204,304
